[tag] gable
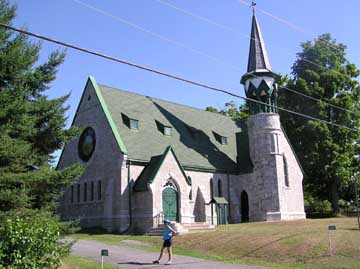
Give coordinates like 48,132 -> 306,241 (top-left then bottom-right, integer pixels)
133,146 -> 190,192
57,77 -> 126,169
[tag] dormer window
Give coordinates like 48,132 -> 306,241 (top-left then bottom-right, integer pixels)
164,126 -> 172,136
130,119 -> 139,130
213,131 -> 228,145
155,120 -> 172,136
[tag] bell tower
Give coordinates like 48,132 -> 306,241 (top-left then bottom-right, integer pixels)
239,3 -> 306,222
240,2 -> 279,114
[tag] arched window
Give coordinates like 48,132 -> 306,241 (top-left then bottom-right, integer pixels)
283,155 -> 289,187
210,178 -> 214,198
218,179 -> 222,197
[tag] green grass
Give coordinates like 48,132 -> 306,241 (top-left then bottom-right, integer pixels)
68,217 -> 360,269
59,255 -> 117,269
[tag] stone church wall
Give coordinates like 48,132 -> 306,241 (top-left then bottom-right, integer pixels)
246,113 -> 305,221
57,82 -> 127,233
277,128 -> 305,220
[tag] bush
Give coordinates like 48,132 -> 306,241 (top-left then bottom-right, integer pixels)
304,196 -> 332,213
0,209 -> 69,269
59,219 -> 80,236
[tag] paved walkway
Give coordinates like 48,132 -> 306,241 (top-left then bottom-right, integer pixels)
71,239 -> 269,269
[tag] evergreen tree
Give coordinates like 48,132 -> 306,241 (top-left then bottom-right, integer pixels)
0,0 -> 83,212
279,33 -> 360,213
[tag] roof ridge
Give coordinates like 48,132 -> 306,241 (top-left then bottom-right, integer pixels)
97,83 -> 238,120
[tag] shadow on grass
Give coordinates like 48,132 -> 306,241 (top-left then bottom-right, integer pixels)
117,260 -> 214,268
241,232 -> 307,258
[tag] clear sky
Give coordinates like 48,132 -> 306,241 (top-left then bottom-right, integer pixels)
9,0 -> 360,163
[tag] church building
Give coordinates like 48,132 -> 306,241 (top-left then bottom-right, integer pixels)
57,12 -> 306,234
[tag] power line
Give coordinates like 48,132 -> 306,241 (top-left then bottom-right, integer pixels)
153,0 -> 359,116
0,23 -> 357,133
236,0 -> 358,60
72,0 -> 242,73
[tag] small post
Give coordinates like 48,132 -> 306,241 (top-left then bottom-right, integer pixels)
351,175 -> 360,230
101,249 -> 109,269
328,225 -> 336,256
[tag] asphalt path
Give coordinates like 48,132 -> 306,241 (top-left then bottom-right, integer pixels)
71,239 -> 270,269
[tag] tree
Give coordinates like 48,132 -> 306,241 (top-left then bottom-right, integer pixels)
206,101 -> 249,121
0,1 -> 83,266
279,33 -> 360,213
0,0 -> 83,211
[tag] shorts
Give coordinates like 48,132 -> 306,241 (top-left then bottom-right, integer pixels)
162,239 -> 172,247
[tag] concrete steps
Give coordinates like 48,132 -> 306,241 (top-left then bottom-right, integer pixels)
182,223 -> 216,233
146,222 -> 216,236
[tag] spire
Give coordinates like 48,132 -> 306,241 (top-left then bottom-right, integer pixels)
247,13 -> 272,73
240,5 -> 278,115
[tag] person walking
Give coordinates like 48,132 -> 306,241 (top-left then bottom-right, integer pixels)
153,219 -> 177,265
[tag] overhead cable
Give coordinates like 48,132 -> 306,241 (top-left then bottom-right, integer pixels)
153,0 -> 358,116
0,22 -> 357,133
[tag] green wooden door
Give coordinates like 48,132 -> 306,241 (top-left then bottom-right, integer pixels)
162,188 -> 178,222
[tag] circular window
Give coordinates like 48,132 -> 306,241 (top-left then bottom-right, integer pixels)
78,127 -> 96,161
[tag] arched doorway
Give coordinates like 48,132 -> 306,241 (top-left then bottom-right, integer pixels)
162,187 -> 178,222
241,190 -> 249,222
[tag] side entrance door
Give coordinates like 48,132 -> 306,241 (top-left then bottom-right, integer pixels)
162,187 -> 178,222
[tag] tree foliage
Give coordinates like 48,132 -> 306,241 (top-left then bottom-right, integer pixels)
0,0 -> 83,212
278,33 -> 360,212
206,101 -> 249,121
0,0 -> 83,267
0,210 -> 70,269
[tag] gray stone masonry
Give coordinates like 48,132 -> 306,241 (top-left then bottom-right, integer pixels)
246,113 -> 305,221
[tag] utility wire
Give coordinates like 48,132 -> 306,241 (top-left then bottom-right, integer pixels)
236,0 -> 358,59
72,0 -> 241,73
153,0 -> 358,116
0,22 -> 357,133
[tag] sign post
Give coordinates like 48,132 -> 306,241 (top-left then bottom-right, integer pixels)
328,226 -> 336,256
101,249 -> 109,269
351,175 -> 360,230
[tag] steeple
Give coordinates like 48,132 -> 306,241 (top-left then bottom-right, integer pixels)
241,5 -> 278,115
247,13 -> 272,73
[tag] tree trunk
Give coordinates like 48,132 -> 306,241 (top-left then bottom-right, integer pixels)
331,177 -> 340,214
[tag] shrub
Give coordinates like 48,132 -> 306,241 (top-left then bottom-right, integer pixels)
304,196 -> 332,212
0,209 -> 69,269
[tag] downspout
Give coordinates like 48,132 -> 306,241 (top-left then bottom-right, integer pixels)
127,160 -> 132,230
227,172 -> 231,223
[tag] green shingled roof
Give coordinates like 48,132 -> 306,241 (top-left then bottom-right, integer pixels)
95,80 -> 251,173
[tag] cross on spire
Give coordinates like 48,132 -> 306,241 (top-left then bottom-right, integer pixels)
251,1 -> 256,14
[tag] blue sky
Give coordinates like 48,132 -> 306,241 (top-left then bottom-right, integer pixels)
10,0 -> 360,162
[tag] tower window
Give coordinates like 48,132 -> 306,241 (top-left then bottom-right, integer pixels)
270,134 -> 279,153
283,155 -> 289,187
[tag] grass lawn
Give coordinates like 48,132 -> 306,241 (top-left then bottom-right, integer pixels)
59,255 -> 117,269
68,217 -> 360,269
